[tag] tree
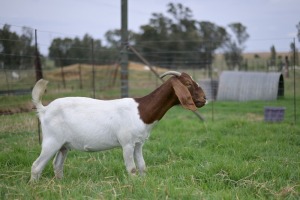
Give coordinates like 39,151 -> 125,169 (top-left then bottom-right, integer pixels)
134,12 -> 173,66
228,23 -> 249,46
49,34 -> 105,67
224,42 -> 243,70
105,29 -> 121,48
0,24 -> 36,69
105,29 -> 136,48
223,23 -> 249,70
296,21 -> 300,42
48,37 -> 73,66
167,3 -> 193,23
290,42 -> 299,66
0,24 -> 18,68
270,45 -> 277,66
133,3 -> 228,69
197,21 -> 229,69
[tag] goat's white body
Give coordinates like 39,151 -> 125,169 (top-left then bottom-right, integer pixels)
30,73 -> 206,181
40,97 -> 155,152
30,79 -> 158,181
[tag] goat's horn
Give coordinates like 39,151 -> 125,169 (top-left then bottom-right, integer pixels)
160,71 -> 182,79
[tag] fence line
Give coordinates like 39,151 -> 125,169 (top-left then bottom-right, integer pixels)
0,24 -> 299,123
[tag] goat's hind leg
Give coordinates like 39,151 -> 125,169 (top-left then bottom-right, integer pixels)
30,140 -> 61,182
134,143 -> 146,175
53,146 -> 68,179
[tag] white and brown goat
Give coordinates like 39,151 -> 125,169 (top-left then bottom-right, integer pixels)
30,71 -> 206,181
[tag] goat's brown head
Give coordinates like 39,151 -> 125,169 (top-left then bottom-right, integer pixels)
160,71 -> 206,111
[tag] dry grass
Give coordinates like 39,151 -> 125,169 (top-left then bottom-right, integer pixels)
45,62 -> 168,81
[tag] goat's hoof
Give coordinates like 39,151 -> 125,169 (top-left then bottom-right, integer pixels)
55,176 -> 63,180
55,173 -> 63,179
28,177 -> 38,184
129,168 -> 137,176
140,172 -> 146,177
28,173 -> 40,183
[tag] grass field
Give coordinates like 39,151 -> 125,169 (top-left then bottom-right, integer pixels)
0,69 -> 299,199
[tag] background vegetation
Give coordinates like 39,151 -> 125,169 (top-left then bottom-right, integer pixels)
1,3 -> 299,72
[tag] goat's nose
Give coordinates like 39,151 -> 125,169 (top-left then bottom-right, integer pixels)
203,97 -> 207,105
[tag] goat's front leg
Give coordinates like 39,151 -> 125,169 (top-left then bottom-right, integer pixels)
122,144 -> 137,175
134,143 -> 146,175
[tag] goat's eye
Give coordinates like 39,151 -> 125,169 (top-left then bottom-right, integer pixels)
186,83 -> 192,88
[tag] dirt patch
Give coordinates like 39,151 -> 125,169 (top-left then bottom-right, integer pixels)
245,113 -> 264,122
128,62 -> 167,72
0,102 -> 34,115
45,62 -> 167,81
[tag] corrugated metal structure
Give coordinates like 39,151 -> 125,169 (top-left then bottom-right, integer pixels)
198,80 -> 218,101
217,71 -> 284,101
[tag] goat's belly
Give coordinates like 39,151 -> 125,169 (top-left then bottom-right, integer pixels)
62,128 -> 121,152
65,142 -> 120,152
83,144 -> 119,152
64,136 -> 120,152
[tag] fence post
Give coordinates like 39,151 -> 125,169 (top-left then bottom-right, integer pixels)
59,58 -> 66,89
91,39 -> 96,98
34,29 -> 43,81
293,38 -> 297,124
120,0 -> 129,98
79,64 -> 83,89
4,68 -> 10,91
209,40 -> 214,122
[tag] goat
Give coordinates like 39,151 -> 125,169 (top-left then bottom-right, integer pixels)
30,71 -> 206,181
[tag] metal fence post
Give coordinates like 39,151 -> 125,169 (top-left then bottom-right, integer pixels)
120,0 -> 129,98
34,29 -> 43,81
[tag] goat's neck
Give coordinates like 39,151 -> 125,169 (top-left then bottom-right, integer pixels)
134,81 -> 179,124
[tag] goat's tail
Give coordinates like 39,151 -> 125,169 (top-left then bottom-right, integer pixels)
32,79 -> 48,112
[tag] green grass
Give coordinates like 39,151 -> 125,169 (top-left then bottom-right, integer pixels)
1,98 -> 299,199
0,68 -> 299,199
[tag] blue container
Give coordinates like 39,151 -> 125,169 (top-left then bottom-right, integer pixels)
264,107 -> 285,122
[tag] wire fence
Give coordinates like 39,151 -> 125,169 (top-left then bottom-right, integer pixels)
0,24 -> 299,123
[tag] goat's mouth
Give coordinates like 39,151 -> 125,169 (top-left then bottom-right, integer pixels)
194,100 -> 206,107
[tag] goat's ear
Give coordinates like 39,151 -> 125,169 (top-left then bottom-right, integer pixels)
171,79 -> 197,111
